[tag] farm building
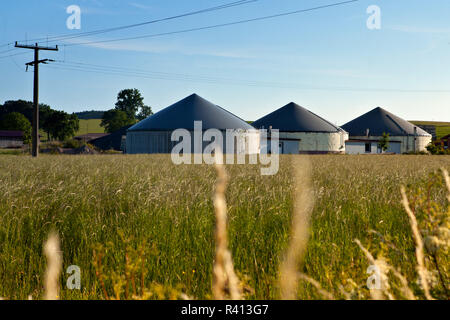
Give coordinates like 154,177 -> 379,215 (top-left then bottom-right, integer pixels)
342,107 -> 432,154
126,94 -> 259,154
414,124 -> 437,140
251,102 -> 348,154
90,125 -> 132,152
0,130 -> 24,148
74,133 -> 109,143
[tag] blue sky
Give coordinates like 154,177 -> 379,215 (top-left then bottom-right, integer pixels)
0,0 -> 449,124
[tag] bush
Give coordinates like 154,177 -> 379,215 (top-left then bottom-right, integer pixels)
0,112 -> 32,144
426,143 -> 450,155
63,139 -> 84,149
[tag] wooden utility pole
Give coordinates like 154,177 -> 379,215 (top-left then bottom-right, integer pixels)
14,42 -> 58,157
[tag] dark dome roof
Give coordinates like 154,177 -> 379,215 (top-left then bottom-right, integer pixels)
128,94 -> 253,131
252,102 -> 342,133
342,107 -> 431,137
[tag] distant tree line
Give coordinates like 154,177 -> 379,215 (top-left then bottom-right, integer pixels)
75,110 -> 105,120
101,89 -> 153,133
0,100 -> 79,142
0,88 -> 153,143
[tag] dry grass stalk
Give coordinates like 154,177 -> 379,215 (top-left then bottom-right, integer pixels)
443,169 -> 450,202
354,239 -> 390,300
297,273 -> 334,300
400,187 -> 433,300
338,285 -> 352,300
354,239 -> 416,300
44,232 -> 62,300
388,267 -> 416,300
212,151 -> 242,300
279,156 -> 315,300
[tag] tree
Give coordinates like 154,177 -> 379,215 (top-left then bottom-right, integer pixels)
378,132 -> 390,153
0,100 -> 81,141
115,89 -> 151,121
46,111 -> 80,141
39,104 -> 54,141
101,109 -> 133,133
136,105 -> 153,121
0,100 -> 33,122
0,100 -> 55,133
101,89 -> 152,133
0,112 -> 32,144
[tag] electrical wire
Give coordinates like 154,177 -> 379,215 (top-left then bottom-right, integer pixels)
0,48 -> 17,55
64,0 -> 359,46
0,51 -> 31,60
46,60 -> 450,93
3,0 -> 260,46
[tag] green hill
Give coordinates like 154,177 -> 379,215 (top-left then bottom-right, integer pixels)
38,119 -> 104,142
76,119 -> 104,135
410,121 -> 450,139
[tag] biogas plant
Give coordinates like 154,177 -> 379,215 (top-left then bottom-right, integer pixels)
124,94 -> 431,156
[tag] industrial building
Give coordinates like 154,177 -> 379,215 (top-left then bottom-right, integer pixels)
90,125 -> 132,152
0,130 -> 24,148
126,94 -> 259,154
342,107 -> 432,154
252,102 -> 348,154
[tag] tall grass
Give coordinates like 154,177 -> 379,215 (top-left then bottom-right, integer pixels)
279,156 -> 314,300
0,155 -> 449,299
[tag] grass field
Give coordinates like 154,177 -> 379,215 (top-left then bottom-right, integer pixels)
437,127 -> 450,139
0,155 -> 449,300
75,119 -> 104,135
0,149 -> 24,155
410,121 -> 450,139
37,119 -> 104,142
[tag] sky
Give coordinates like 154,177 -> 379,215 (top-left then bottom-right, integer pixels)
0,0 -> 449,125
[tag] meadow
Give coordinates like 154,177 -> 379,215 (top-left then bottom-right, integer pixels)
410,121 -> 450,139
75,119 -> 104,135
0,155 -> 448,300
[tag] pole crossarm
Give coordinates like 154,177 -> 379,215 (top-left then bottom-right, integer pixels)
25,59 -> 55,67
14,42 -> 59,51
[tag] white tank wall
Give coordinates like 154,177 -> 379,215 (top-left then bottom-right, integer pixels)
345,141 -> 402,154
349,135 -> 432,153
345,141 -> 379,154
126,130 -> 260,154
273,131 -> 348,154
414,135 -> 432,153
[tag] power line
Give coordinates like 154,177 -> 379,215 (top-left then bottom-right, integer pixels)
0,51 -> 32,60
9,55 -> 25,71
3,0 -> 259,46
47,60 -> 450,93
0,1 -> 357,57
49,62 -> 269,85
0,48 -> 17,55
65,0 -> 359,47
0,42 -> 14,48
53,60 -> 255,81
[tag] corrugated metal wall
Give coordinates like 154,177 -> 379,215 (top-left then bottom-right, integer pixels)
0,138 -> 24,148
268,131 -> 347,154
126,130 -> 260,155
